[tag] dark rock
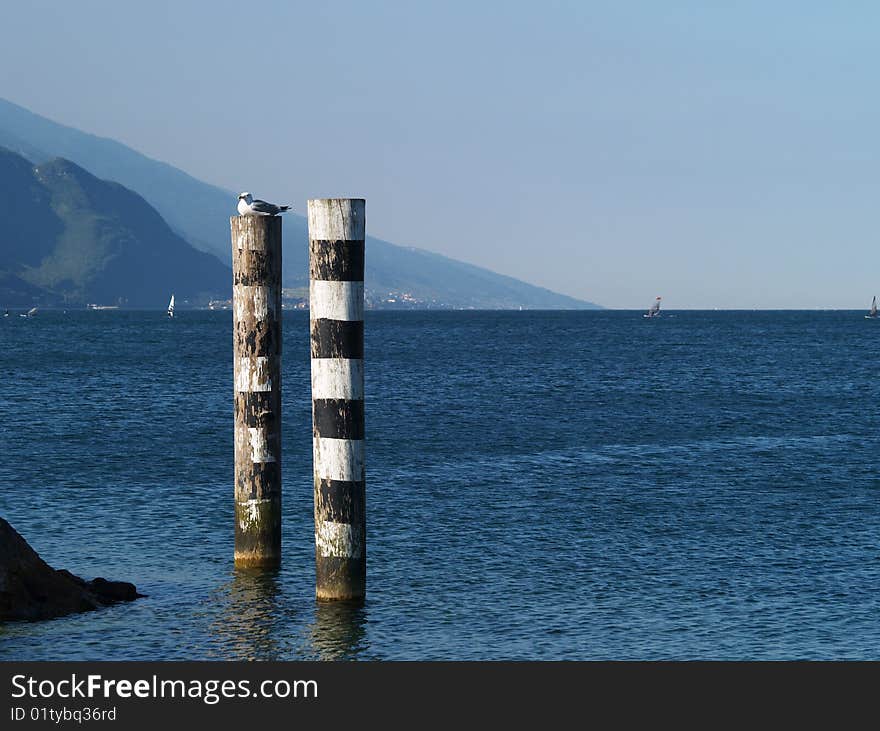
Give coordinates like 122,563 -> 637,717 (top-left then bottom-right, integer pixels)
0,518 -> 143,622
87,577 -> 142,603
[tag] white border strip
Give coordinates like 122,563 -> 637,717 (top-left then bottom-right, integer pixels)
236,356 -> 273,392
234,285 -> 274,322
311,358 -> 364,400
310,280 -> 364,321
313,437 -> 365,482
235,227 -> 262,251
315,521 -> 363,559
307,199 -> 366,241
236,497 -> 274,532
248,427 -> 276,463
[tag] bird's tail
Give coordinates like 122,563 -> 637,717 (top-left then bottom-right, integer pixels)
279,205 -> 292,213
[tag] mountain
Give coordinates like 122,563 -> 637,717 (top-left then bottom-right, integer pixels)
0,98 -> 600,309
0,98 -> 230,260
0,146 -> 229,307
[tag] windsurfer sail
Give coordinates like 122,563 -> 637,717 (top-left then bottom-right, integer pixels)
644,296 -> 661,318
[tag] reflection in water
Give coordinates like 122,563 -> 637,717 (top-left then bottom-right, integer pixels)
208,568 -> 288,660
302,600 -> 368,660
204,570 -> 370,660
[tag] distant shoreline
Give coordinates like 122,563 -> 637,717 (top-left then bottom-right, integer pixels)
5,307 -> 877,313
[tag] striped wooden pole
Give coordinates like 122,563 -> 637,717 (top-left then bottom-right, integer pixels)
231,215 -> 283,568
308,198 -> 366,601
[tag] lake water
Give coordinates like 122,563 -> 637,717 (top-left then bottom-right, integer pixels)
1,310 -> 879,660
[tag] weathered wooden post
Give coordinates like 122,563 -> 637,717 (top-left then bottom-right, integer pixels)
231,215 -> 282,568
308,198 -> 366,601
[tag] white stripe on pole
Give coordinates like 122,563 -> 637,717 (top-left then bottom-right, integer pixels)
307,201 -> 365,240
247,427 -> 276,463
233,285 -> 275,322
312,437 -> 365,482
315,521 -> 364,559
310,358 -> 365,400
237,498 -> 275,533
309,280 -> 364,321
235,356 -> 274,392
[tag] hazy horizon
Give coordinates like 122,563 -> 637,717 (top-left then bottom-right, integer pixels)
1,1 -> 877,309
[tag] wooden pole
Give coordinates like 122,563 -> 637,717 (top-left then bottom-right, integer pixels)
231,215 -> 282,568
308,198 -> 366,601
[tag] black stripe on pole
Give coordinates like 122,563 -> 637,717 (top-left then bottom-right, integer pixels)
316,478 -> 366,524
235,392 -> 279,429
232,251 -> 279,286
312,399 -> 365,440
240,325 -> 280,357
310,319 -> 364,359
309,240 -> 365,281
236,462 -> 281,500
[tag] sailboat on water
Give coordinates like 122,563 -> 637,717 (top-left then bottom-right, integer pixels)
866,296 -> 877,319
643,296 -> 661,318
167,295 -> 175,319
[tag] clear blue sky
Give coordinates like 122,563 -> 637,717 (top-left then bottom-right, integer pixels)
1,1 -> 878,308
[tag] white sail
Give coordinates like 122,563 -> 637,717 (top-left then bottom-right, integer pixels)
871,296 -> 877,317
168,295 -> 175,318
645,296 -> 661,317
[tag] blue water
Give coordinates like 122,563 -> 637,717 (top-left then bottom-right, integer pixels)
1,310 -> 879,660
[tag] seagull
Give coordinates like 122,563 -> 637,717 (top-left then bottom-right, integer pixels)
237,192 -> 292,216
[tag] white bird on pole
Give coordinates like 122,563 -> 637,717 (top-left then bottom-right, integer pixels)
237,192 -> 292,216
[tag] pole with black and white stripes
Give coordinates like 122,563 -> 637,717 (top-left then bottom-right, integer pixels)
308,198 -> 366,601
231,214 -> 282,568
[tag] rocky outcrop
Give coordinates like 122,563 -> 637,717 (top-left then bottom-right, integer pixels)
0,518 -> 143,622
